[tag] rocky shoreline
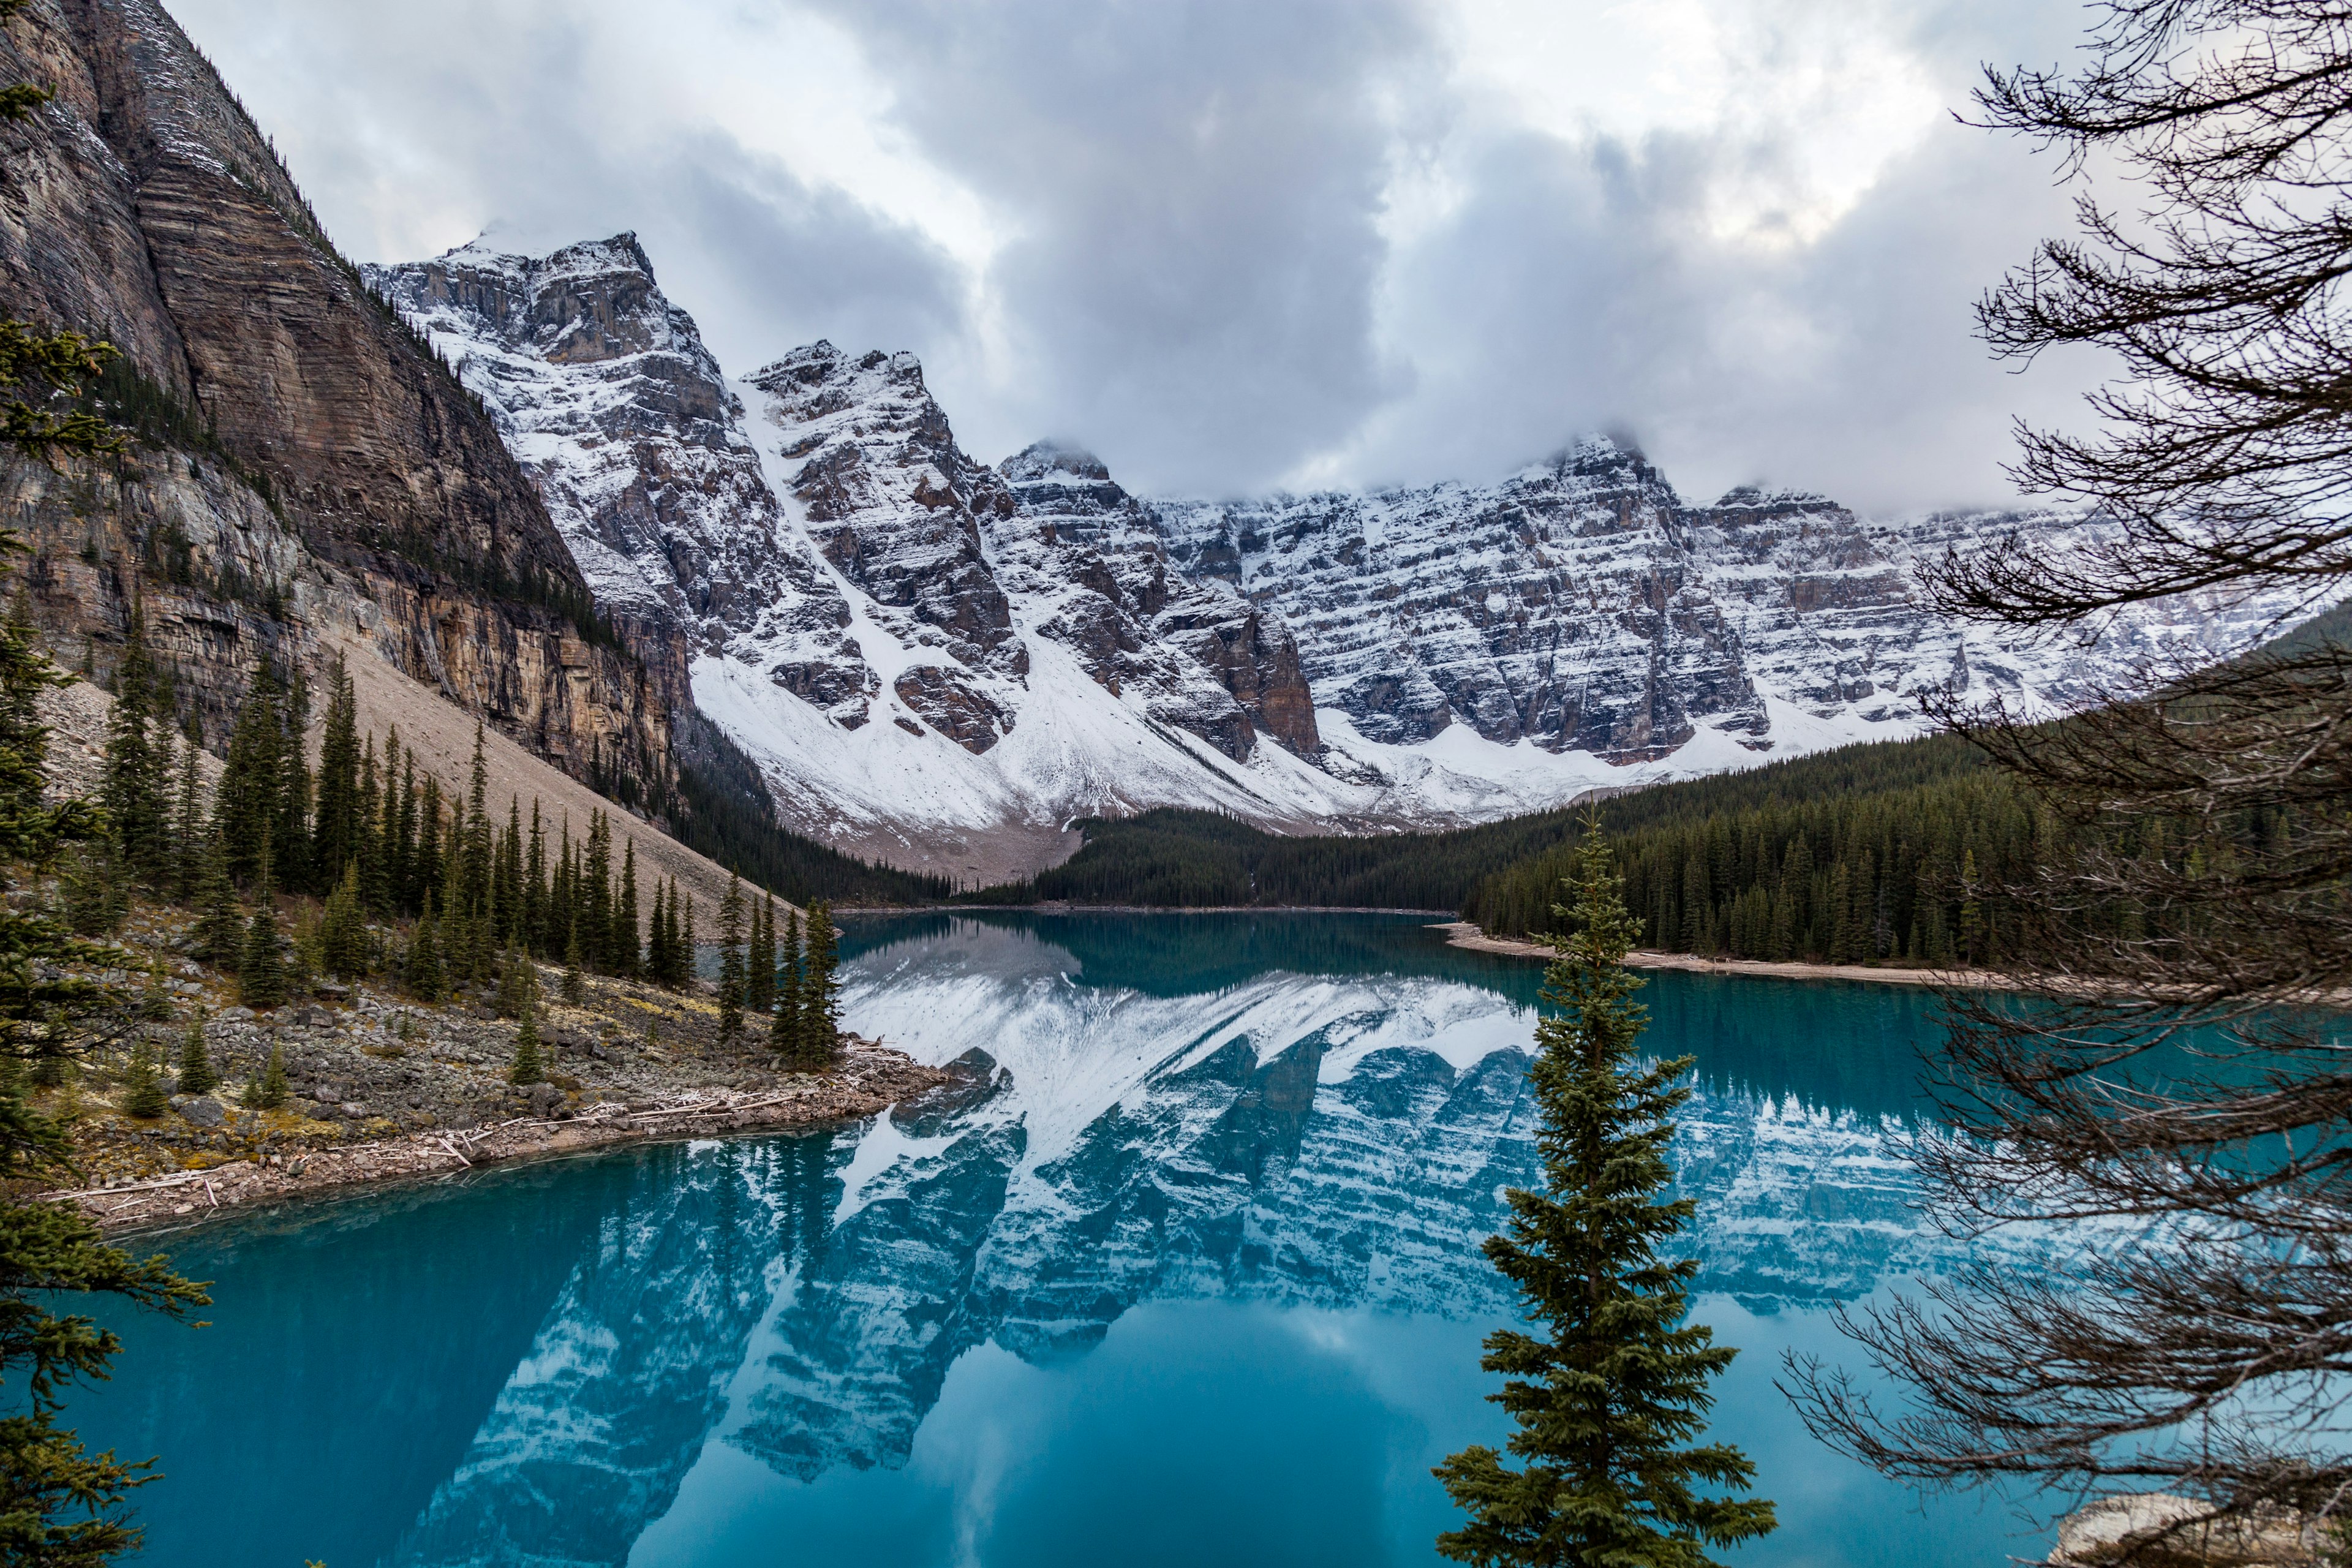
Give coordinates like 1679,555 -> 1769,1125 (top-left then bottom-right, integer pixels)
1433,921 -> 2008,989
20,902 -> 957,1233
45,1042 -> 947,1234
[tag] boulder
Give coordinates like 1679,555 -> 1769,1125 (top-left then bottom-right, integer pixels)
168,1095 -> 226,1128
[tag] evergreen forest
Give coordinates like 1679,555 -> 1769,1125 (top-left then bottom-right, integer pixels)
77,621 -> 846,1067
963,720 -> 2319,971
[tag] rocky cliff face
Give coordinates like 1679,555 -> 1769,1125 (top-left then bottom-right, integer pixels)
0,0 -> 676,781
993,440 -> 1319,761
1155,444 -> 2293,767
376,239 -> 1355,882
1162,440 -> 1765,761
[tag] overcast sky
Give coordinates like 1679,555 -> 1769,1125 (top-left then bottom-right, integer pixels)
173,0 -> 2112,514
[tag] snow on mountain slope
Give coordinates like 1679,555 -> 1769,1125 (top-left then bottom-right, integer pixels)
1155,449 -> 2311,765
371,235 -> 2321,879
362,238 -> 869,710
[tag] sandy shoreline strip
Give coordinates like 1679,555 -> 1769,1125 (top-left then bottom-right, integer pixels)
1432,921 -> 2007,989
42,1046 -> 946,1235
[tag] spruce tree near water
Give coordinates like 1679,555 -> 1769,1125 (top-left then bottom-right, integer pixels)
1434,816 -> 1773,1567
173,1012 -> 214,1098
116,1043 -> 166,1121
772,908 -> 803,1061
98,596 -> 167,890
189,834 -> 241,971
716,873 -> 745,1044
240,1042 -> 287,1112
748,894 -> 775,1018
236,886 -> 288,1011
168,718 -> 203,904
309,656 -> 359,893
800,902 -> 840,1065
507,960 -> 544,1087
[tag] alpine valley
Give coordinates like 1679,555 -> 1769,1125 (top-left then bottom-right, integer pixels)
371,234 -> 2301,884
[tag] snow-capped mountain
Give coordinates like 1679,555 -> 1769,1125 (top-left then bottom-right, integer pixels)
370,235 -> 2311,880
1157,455 -> 2296,765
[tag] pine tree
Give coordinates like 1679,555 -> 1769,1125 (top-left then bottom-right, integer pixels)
213,661 -> 281,888
561,918 -> 583,1005
1826,861 -> 1856,966
175,1010 -> 216,1096
1957,848 -> 1983,968
58,842 -> 123,937
355,732 -> 383,914
119,1044 -> 168,1114
802,901 -> 840,1063
119,1041 -> 167,1118
388,736 -> 415,913
663,878 -> 689,986
508,959 -> 545,1086
100,594 -> 167,887
551,815 -> 574,957
320,858 -> 365,979
311,654 -> 359,889
647,880 -> 671,987
1434,818 -> 1774,1567
170,716 -> 204,902
191,832 -> 243,969
614,837 -> 639,980
749,894 -> 776,1017
138,958 -> 172,1022
717,873 -> 745,1043
274,662 -> 312,895
496,796 -> 523,946
496,947 -> 528,1019
524,799 -> 548,956
774,908 -> 804,1061
582,810 -> 612,971
242,1041 -> 287,1110
0,274 -> 211,1559
414,774 -> 442,914
406,891 -> 444,1003
238,880 -> 288,1011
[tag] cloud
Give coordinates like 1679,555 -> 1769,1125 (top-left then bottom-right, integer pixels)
170,0 -> 2118,513
787,0 -> 1430,489
167,0 -> 970,375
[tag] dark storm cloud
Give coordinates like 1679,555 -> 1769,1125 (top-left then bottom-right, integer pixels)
172,0 -> 2117,513
788,0 -> 1428,490
168,0 -> 966,379
1359,114 -> 2101,514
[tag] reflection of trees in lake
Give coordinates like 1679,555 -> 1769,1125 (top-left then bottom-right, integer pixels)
254,948 -> 2015,1567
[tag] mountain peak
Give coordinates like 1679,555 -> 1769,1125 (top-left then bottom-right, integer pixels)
1709,485 -> 1842,516
428,230 -> 657,284
1001,441 -> 1111,483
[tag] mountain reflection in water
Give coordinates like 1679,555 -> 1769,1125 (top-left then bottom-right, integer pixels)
84,912 -> 2043,1568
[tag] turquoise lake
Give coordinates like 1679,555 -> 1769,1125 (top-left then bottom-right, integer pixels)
81,911 -> 2057,1567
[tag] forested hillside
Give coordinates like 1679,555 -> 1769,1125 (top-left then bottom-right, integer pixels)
965,804 -> 1585,910
965,731 -> 2002,933
1464,747 -> 2038,964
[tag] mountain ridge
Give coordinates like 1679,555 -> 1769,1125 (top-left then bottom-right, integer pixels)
371,230 -> 2313,882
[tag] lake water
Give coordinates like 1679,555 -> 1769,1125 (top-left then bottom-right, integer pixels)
82,911 -> 2057,1567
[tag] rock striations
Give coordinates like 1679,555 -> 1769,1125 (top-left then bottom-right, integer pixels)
372,231 -> 2315,880
0,1 -> 676,785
